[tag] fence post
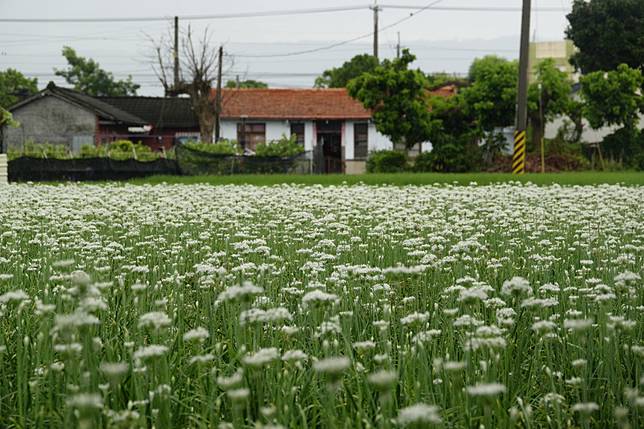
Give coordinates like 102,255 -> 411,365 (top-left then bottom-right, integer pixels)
0,154 -> 7,184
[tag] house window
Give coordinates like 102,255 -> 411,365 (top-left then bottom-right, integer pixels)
290,123 -> 305,146
354,123 -> 368,159
237,123 -> 266,151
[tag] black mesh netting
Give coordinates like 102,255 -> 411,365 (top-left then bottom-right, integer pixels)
8,147 -> 313,182
175,144 -> 312,176
8,157 -> 179,182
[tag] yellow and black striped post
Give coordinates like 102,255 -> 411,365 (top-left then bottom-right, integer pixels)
512,130 -> 526,175
513,0 -> 531,175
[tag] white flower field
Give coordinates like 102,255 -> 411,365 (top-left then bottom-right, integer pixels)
0,183 -> 642,428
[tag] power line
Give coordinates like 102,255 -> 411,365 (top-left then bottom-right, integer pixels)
0,3 -> 570,24
0,6 -> 368,23
236,0 -> 445,58
379,4 -> 568,12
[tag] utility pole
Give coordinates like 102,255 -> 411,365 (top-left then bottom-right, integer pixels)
539,83 -> 545,173
371,1 -> 379,60
396,31 -> 401,58
214,45 -> 223,142
173,16 -> 179,95
512,0 -> 531,175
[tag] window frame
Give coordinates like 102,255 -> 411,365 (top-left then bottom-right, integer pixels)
353,122 -> 369,160
290,122 -> 305,146
237,122 -> 266,151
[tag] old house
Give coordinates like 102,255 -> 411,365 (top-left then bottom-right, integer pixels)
2,82 -> 199,153
2,82 -> 147,153
216,87 -> 455,174
2,83 -> 457,174
97,96 -> 198,150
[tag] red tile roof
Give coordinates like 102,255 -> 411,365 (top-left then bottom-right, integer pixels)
430,84 -> 458,98
218,88 -> 370,120
215,86 -> 456,120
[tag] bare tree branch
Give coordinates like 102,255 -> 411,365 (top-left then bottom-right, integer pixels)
149,24 -> 232,143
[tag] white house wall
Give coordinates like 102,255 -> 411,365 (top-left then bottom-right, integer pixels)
221,118 -> 438,161
220,120 -> 303,144
344,121 -> 355,159
266,121 -> 290,141
368,123 -> 393,153
303,121 -> 314,152
220,121 -> 237,141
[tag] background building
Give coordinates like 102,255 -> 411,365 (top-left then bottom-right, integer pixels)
529,40 -> 578,83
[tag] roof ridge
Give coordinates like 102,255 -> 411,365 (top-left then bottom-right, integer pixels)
49,85 -> 147,124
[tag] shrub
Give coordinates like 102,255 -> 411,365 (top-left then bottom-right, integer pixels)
79,144 -> 108,158
255,134 -> 304,158
104,140 -> 160,161
413,152 -> 434,172
601,128 -> 643,168
366,150 -> 408,173
105,140 -> 135,160
130,143 -> 158,162
184,140 -> 240,156
20,141 -> 71,159
9,140 -> 164,162
412,142 -> 482,173
632,152 -> 644,171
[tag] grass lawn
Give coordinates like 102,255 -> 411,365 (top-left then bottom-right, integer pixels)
130,171 -> 644,186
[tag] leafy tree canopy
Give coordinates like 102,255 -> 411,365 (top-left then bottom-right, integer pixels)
566,0 -> 644,73
54,46 -> 140,96
347,49 -> 432,149
0,68 -> 38,108
315,54 -> 379,88
527,59 -> 576,146
580,63 -> 644,130
425,72 -> 468,90
1,107 -> 19,128
461,55 -> 518,132
528,59 -> 573,120
225,79 -> 268,89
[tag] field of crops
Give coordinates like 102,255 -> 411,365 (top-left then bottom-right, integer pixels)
0,182 -> 642,428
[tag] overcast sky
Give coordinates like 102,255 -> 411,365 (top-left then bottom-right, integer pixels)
1,0 -> 574,95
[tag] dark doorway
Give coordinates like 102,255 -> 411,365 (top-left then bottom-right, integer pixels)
316,121 -> 343,173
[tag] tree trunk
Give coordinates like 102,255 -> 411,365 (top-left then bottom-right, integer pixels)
190,90 -> 216,143
529,115 -> 544,151
198,115 -> 215,143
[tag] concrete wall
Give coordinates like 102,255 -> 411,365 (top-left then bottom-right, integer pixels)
0,154 -> 6,184
545,113 -> 644,144
3,95 -> 96,151
345,160 -> 366,174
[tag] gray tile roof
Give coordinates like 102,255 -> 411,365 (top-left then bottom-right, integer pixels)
99,96 -> 198,128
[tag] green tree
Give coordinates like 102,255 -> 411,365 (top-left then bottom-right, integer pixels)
225,79 -> 268,89
0,68 -> 38,108
527,59 -> 575,148
580,64 -> 644,162
420,93 -> 482,171
425,72 -> 468,90
315,54 -> 379,88
581,64 -> 643,130
461,56 -> 518,133
566,0 -> 644,73
347,49 -> 432,150
1,107 -> 18,128
54,46 -> 139,96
